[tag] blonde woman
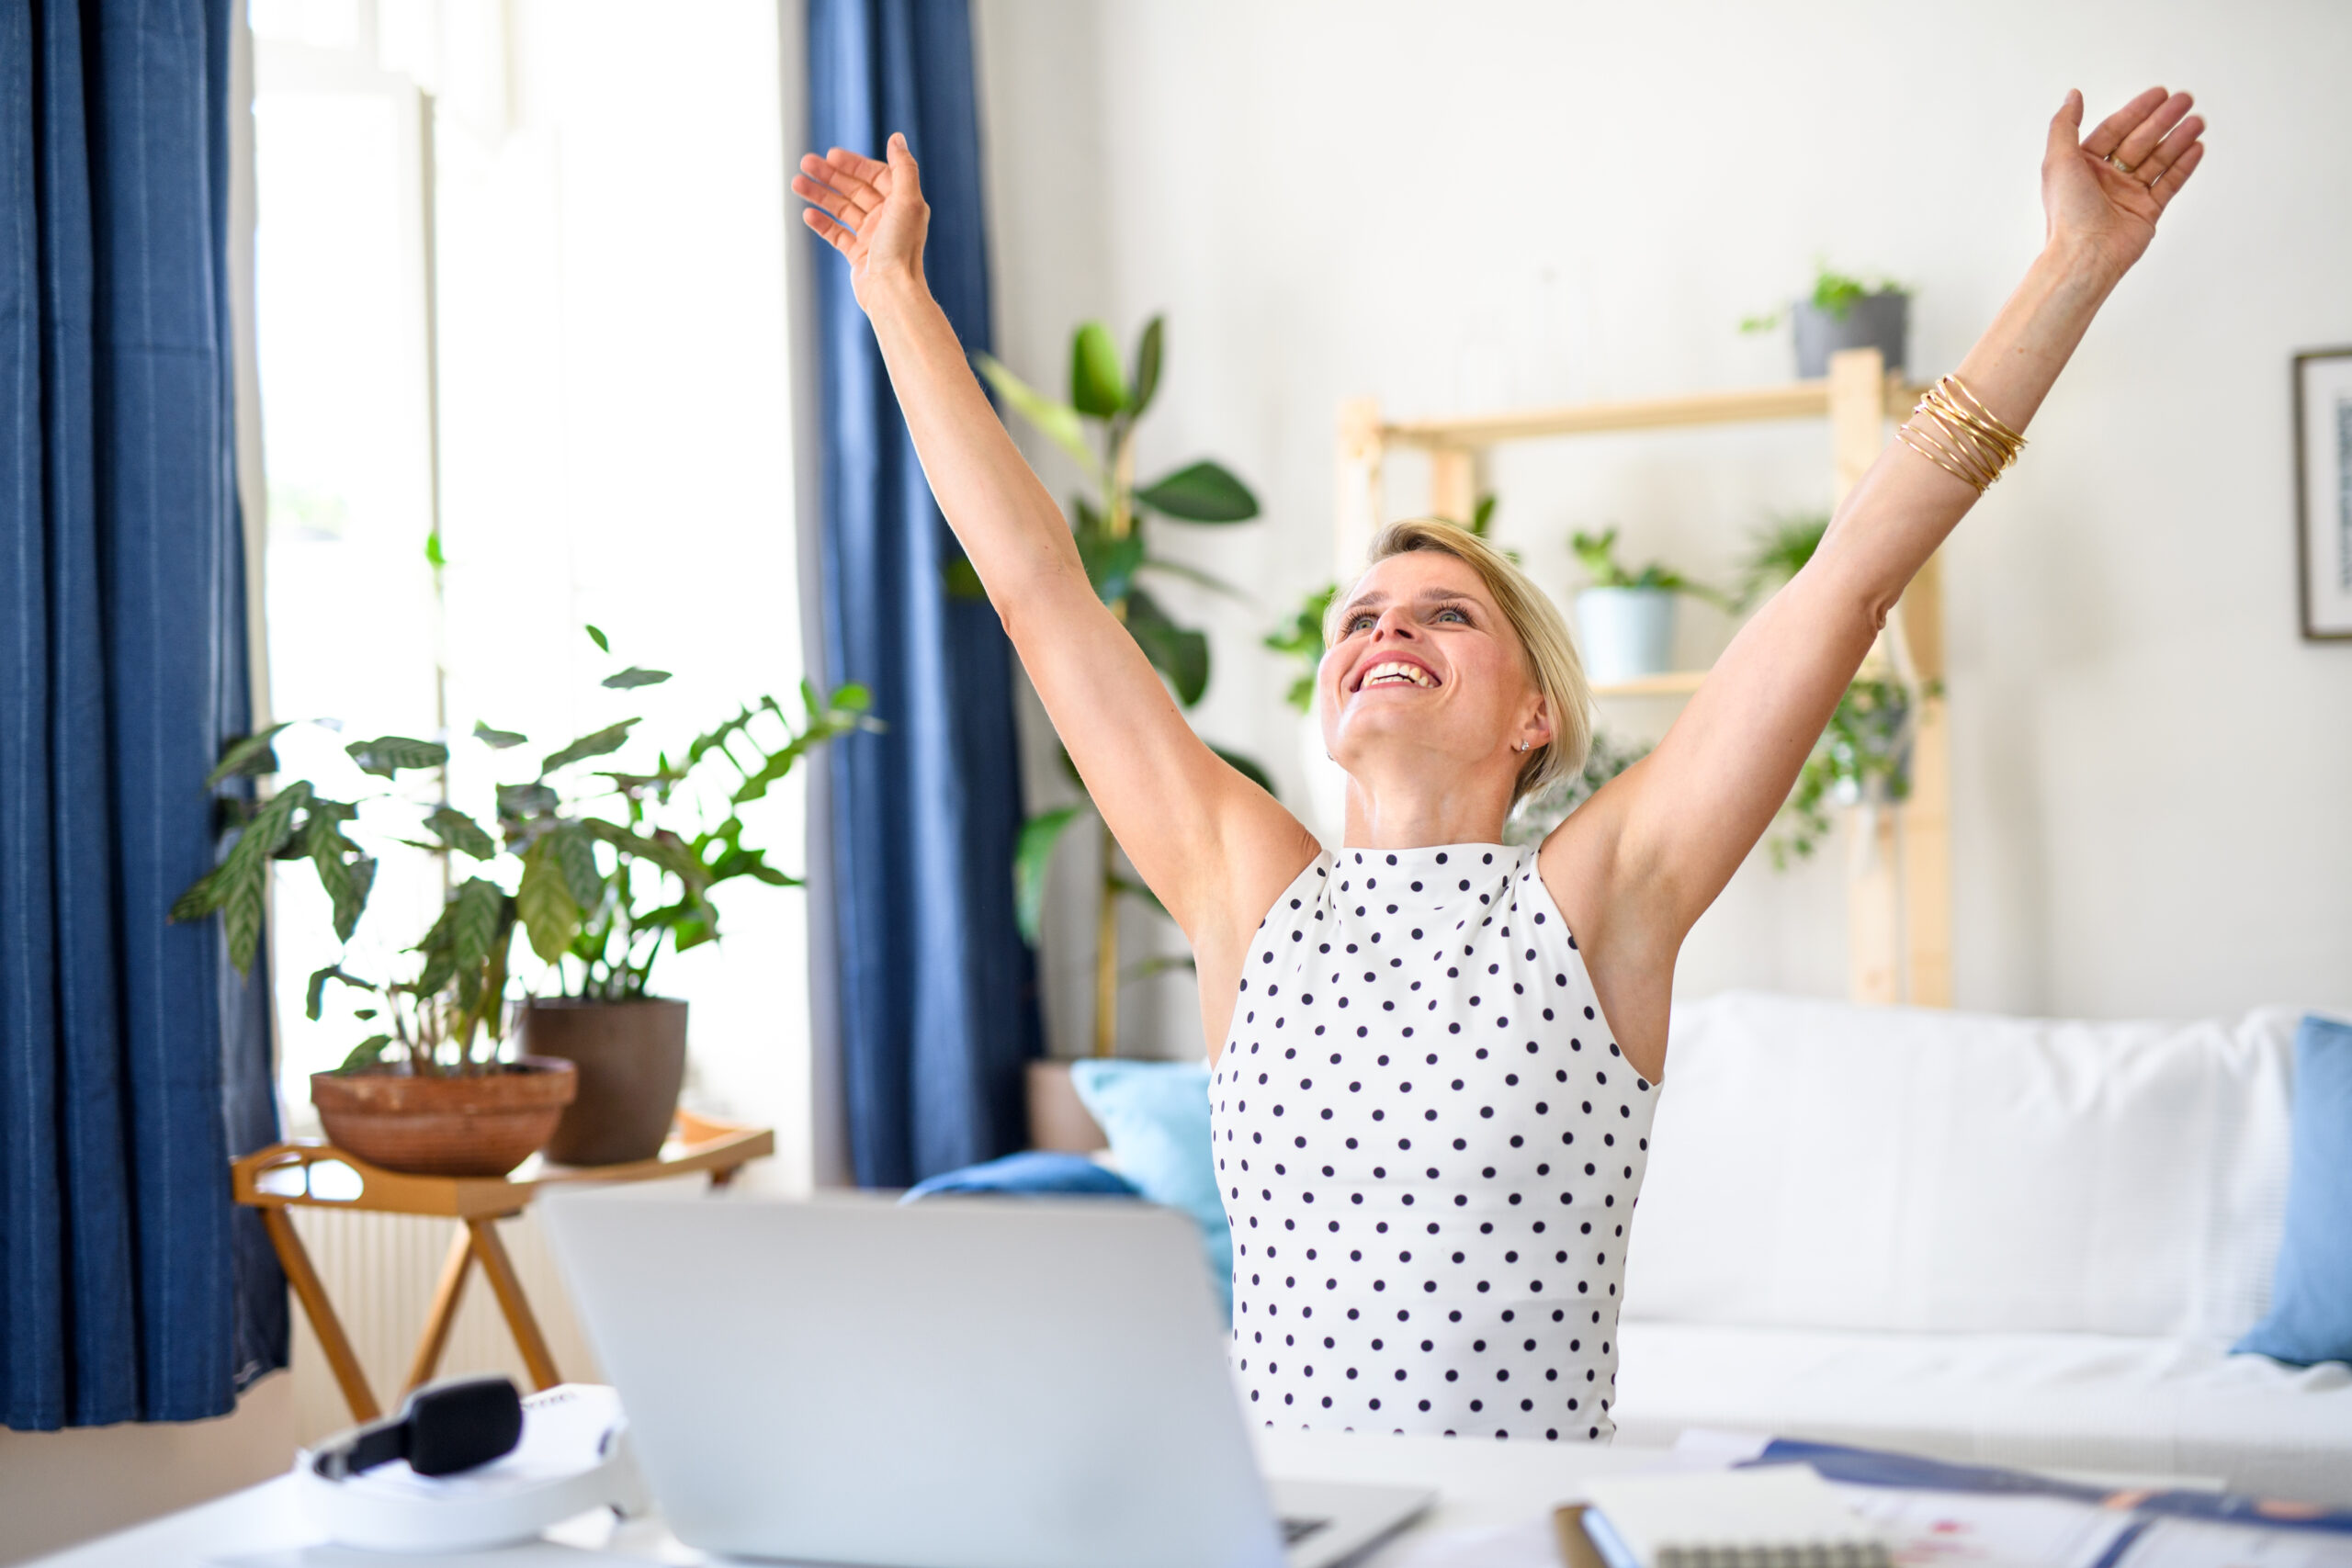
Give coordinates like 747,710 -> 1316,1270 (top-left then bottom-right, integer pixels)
794,86 -> 2204,1440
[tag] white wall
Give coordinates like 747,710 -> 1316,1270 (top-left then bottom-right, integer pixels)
0,1378 -> 293,1565
975,0 -> 2352,1059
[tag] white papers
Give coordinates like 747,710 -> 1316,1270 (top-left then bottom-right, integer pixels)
1581,1466 -> 1887,1561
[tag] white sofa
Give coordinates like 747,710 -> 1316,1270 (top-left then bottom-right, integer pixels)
1611,992 -> 2352,1505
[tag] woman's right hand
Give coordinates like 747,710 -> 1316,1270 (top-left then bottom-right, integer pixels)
794,133 -> 931,313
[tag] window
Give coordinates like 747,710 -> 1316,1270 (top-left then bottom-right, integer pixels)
249,0 -> 820,1176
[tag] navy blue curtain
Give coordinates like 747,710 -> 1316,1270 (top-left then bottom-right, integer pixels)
0,0 -> 284,1429
808,0 -> 1038,1187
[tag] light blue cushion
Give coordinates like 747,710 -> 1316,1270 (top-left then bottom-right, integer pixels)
1069,1059 -> 1230,1320
901,1149 -> 1141,1202
2233,1014 -> 2352,1368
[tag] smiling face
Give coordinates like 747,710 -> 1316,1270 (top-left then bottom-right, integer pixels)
1319,548 -> 1554,829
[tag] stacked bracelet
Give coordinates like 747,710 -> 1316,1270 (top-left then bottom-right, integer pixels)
1897,375 -> 2027,493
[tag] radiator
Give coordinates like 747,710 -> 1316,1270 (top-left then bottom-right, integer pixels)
285,1205 -> 604,1447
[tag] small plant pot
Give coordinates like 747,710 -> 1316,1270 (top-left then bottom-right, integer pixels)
1575,588 -> 1677,686
514,998 -> 689,1166
311,1057 -> 577,1178
1792,291 -> 1907,379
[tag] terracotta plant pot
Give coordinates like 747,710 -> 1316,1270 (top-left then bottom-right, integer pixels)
514,998 -> 689,1167
1025,1060 -> 1108,1153
311,1057 -> 577,1178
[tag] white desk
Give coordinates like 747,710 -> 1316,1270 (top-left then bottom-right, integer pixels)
30,1429 -> 1675,1567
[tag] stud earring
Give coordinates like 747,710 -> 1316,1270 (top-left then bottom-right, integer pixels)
1515,740 -> 1531,753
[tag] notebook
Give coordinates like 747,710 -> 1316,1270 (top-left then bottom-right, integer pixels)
1567,1466 -> 1893,1568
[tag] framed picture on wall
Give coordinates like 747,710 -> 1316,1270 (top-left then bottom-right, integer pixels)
2294,346 -> 2352,640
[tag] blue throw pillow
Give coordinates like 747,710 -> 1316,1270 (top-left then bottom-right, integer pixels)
901,1149 -> 1141,1202
2233,1013 -> 2352,1367
1069,1059 -> 1231,1320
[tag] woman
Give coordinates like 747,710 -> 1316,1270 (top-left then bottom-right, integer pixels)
793,86 -> 2205,1441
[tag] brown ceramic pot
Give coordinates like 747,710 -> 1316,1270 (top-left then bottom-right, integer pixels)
514,998 -> 688,1167
310,1057 -> 577,1178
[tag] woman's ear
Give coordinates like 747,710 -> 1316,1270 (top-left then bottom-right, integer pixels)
1521,694 -> 1555,754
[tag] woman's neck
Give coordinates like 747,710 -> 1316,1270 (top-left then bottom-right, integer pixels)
1340,773 -> 1512,849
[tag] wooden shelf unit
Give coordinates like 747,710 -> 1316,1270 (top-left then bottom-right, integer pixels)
1334,348 -> 1951,1008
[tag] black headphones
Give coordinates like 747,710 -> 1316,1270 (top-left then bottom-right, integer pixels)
311,1375 -> 526,1481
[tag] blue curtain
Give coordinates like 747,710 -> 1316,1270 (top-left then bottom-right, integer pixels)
808,0 -> 1039,1187
0,0 -> 283,1428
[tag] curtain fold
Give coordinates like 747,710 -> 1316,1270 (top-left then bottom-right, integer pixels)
808,0 -> 1038,1187
0,0 -> 282,1430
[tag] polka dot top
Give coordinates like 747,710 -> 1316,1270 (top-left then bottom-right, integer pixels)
1210,842 -> 1657,1443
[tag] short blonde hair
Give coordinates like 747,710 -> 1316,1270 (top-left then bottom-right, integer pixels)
1330,518 -> 1593,804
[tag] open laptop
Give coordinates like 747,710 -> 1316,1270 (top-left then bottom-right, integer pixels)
540,1189 -> 1430,1568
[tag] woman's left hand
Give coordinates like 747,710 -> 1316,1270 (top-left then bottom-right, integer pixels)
2043,86 -> 2206,279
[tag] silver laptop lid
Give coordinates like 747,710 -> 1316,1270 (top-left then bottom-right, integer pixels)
541,1190 -> 1285,1568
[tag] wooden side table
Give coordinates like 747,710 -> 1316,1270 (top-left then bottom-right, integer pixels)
232,1111 -> 773,1424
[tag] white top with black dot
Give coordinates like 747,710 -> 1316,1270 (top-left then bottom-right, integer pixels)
1210,842 -> 1657,1443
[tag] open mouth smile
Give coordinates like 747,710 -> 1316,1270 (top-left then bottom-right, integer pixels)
1357,660 -> 1440,691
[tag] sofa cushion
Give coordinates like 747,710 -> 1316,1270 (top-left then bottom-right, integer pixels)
1622,993 -> 2297,1340
1613,1320 -> 2352,1506
2234,1013 -> 2352,1366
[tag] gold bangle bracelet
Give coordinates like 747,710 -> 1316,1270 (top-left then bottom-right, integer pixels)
1899,374 -> 2026,493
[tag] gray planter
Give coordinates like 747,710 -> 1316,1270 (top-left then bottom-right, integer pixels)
1792,291 -> 1908,379
515,997 -> 688,1165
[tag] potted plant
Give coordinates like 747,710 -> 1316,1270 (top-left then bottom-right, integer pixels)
1730,510 -> 1938,867
1567,526 -> 1726,685
172,646 -> 872,1174
967,315 -> 1271,1064
505,633 -> 874,1164
1742,264 -> 1911,379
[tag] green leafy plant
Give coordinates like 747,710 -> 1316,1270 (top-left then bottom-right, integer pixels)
172,634 -> 872,1074
974,316 -> 1269,1055
1741,263 -> 1909,333
1569,527 -> 1727,605
1264,583 -> 1338,714
1769,675 -> 1940,867
1734,512 -> 1830,610
1504,729 -> 1653,848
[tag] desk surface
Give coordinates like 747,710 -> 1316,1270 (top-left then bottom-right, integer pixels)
31,1428 -> 1675,1567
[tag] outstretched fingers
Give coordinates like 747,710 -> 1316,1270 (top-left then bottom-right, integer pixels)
2151,139 -> 2206,209
2080,85 -> 2170,159
2111,91 -> 2195,173
800,205 -> 857,255
2133,112 -> 2205,186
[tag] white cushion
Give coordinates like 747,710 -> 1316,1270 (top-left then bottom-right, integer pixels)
1613,1320 -> 2352,1506
1623,993 -> 2296,1340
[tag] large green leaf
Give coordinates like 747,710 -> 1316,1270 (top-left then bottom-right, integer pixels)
542,719 -> 637,775
345,735 -> 449,777
1135,460 -> 1258,523
1129,315 -> 1164,419
1069,321 -> 1129,417
497,781 -> 560,819
1124,589 -> 1209,706
1212,747 -> 1278,798
221,860 -> 267,977
1013,805 -> 1086,947
516,838 -> 582,964
552,824 -> 605,910
206,722 -> 293,789
472,719 -> 527,750
449,876 -> 504,979
973,352 -> 1092,470
337,1034 -> 395,1073
305,964 -> 376,1022
1079,531 -> 1145,605
312,849 -> 376,944
580,818 -> 710,892
423,806 -> 498,861
601,667 -> 672,690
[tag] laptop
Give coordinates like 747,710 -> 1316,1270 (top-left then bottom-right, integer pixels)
539,1188 -> 1430,1568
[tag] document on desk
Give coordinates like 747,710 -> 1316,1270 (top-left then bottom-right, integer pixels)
209,1546 -> 664,1568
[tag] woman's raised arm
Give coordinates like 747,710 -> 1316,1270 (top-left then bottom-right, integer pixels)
1544,88 -> 2206,1050
793,138 -> 1317,958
